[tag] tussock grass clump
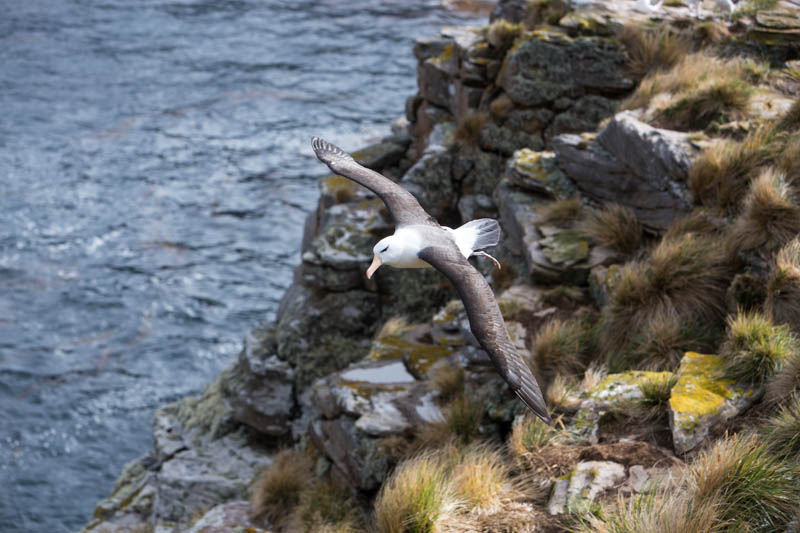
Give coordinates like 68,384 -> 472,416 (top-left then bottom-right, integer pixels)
690,435 -> 798,531
531,318 -> 593,381
728,168 -> 800,253
250,449 -> 314,523
693,21 -> 730,46
688,124 -> 784,211
766,238 -> 800,330
429,364 -> 465,402
777,136 -> 800,184
721,310 -> 797,386
761,394 -> 800,460
639,373 -> 679,408
766,350 -> 800,403
375,452 -> 458,533
663,209 -> 724,241
601,234 -> 729,356
581,435 -> 800,532
454,112 -> 488,146
545,373 -> 581,412
416,388 -> 484,449
290,479 -> 362,532
623,53 -> 754,118
509,413 -> 561,458
485,20 -> 522,51
450,444 -> 519,509
657,77 -> 752,131
444,391 -> 484,444
578,204 -> 643,255
537,197 -> 584,227
616,24 -> 690,80
615,310 -> 717,371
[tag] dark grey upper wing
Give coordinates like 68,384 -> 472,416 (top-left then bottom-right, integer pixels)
418,244 -> 551,424
311,137 -> 436,227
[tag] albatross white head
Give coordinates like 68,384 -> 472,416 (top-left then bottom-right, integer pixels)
366,230 -> 429,279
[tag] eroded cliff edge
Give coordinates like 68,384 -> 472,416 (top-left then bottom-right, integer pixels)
84,1 -> 800,531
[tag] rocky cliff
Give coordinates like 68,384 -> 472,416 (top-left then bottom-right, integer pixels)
84,1 -> 800,531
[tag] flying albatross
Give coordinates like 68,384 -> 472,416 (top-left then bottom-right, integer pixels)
311,136 -> 551,424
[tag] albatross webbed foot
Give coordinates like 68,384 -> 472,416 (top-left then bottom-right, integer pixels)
474,251 -> 501,270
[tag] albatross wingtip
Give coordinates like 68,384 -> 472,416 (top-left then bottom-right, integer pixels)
310,136 -> 353,162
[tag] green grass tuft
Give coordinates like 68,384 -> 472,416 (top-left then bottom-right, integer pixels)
721,310 -> 797,386
761,394 -> 800,460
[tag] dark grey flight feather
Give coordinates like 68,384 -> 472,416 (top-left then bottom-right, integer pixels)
311,136 -> 436,227
311,136 -> 551,424
418,244 -> 551,425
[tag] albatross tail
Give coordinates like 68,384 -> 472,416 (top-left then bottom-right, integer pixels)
452,218 -> 501,256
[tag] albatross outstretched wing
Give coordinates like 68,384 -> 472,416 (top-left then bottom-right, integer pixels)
418,244 -> 551,424
311,136 -> 436,227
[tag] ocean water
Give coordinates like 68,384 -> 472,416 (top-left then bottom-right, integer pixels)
0,1 -> 480,530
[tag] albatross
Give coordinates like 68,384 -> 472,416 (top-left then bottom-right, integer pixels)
311,136 -> 551,424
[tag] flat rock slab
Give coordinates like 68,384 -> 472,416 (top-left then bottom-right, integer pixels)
547,460 -> 626,515
553,111 -> 697,231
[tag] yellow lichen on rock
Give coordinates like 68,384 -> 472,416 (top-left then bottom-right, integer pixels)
669,352 -> 755,454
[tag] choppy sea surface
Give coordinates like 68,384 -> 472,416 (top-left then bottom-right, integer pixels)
0,2 -> 480,530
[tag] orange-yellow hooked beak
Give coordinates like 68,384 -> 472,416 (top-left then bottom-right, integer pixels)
366,254 -> 382,279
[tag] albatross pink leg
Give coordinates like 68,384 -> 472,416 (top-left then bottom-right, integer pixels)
473,251 -> 501,270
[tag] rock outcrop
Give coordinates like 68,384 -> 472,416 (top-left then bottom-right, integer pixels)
86,2 -> 800,530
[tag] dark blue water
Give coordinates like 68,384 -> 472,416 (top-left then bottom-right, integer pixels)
0,2 -> 480,530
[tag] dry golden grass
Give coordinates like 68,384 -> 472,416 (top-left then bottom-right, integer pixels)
728,168 -> 800,253
601,234 -> 729,355
578,204 -> 643,255
545,373 -> 581,412
616,24 -> 690,80
250,449 -> 314,524
720,310 -> 797,386
656,77 -> 752,131
688,124 -> 784,211
766,238 -> 800,331
374,451 -> 460,533
623,53 -> 739,113
537,197 -> 584,227
449,444 -> 520,509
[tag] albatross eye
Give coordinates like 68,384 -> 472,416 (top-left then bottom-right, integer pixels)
380,245 -> 389,253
